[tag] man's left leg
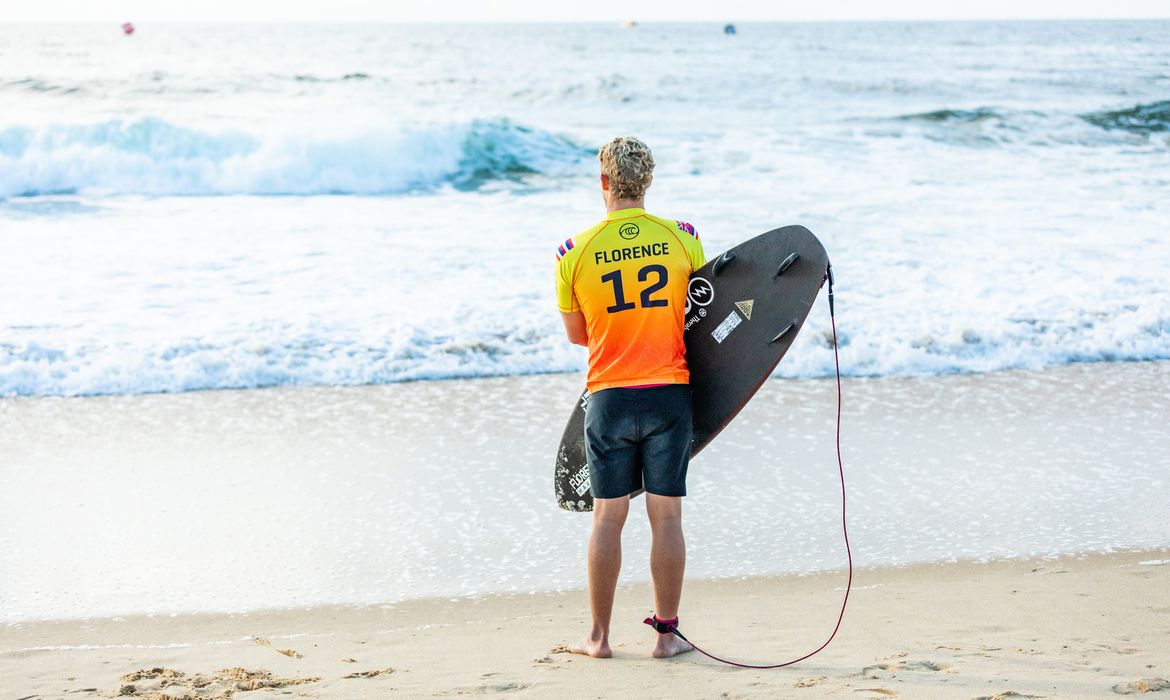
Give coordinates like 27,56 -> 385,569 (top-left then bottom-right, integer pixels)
639,385 -> 694,658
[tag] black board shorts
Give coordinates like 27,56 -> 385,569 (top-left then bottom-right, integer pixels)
584,383 -> 693,499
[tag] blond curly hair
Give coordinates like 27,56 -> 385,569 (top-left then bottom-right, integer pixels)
598,137 -> 655,200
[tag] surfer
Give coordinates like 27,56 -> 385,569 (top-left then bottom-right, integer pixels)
555,137 -> 706,659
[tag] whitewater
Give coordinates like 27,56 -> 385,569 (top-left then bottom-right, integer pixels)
2,21 -> 1169,397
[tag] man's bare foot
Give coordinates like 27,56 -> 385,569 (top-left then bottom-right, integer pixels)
651,632 -> 693,658
569,634 -> 613,658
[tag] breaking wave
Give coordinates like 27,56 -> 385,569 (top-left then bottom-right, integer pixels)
0,117 -> 589,198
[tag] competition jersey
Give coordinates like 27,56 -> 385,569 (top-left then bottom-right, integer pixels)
555,208 -> 706,393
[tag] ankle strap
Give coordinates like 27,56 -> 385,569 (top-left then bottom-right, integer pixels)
643,615 -> 678,634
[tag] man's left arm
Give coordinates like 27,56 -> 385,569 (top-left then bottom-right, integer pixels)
690,231 -> 707,271
673,219 -> 706,272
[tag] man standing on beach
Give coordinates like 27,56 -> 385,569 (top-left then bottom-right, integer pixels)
555,137 -> 705,659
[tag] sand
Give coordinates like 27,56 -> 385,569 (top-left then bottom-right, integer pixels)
2,550 -> 1169,698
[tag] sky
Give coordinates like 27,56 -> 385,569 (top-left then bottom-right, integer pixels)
4,0 -> 1170,23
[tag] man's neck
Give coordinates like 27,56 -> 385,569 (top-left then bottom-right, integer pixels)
606,198 -> 645,213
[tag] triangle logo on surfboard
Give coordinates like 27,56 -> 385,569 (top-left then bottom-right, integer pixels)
735,299 -> 754,320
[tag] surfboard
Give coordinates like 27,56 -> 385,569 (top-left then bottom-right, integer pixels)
554,225 -> 830,512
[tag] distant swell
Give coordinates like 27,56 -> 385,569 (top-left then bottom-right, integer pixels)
896,107 -> 1006,124
0,117 -> 589,197
879,103 -> 1170,147
1081,100 -> 1170,135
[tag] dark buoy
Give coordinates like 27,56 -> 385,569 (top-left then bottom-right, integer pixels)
121,22 -> 135,35
724,23 -> 737,35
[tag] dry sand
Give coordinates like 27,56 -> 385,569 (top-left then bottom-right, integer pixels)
3,550 -> 1168,699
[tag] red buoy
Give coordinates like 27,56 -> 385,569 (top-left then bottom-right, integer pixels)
121,22 -> 135,35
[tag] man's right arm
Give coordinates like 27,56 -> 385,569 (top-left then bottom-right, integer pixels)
555,238 -> 586,346
560,311 -> 588,346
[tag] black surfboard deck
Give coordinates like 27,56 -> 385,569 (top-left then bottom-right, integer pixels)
554,225 -> 829,512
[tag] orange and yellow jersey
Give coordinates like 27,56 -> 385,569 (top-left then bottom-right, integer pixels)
555,208 -> 706,393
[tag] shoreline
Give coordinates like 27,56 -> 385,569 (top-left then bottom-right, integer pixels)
1,542 -> 1165,628
3,549 -> 1168,698
1,355 -> 1167,403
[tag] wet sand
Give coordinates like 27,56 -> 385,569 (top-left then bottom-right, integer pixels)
1,361 -> 1169,697
2,361 -> 1168,622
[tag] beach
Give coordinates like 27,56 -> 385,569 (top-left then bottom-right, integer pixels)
3,361 -> 1169,697
3,18 -> 1170,700
3,552 -> 1168,698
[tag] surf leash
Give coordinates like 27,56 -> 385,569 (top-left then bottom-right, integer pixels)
643,262 -> 852,668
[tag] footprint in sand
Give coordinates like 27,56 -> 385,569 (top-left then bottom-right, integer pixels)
861,660 -> 952,678
252,635 -> 302,658
108,667 -> 320,698
342,667 -> 394,679
119,667 -> 186,684
1112,678 -> 1170,695
974,692 -> 1044,700
1095,643 -> 1140,655
435,682 -> 533,695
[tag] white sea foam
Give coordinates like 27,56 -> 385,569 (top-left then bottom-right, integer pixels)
1,186 -> 1169,398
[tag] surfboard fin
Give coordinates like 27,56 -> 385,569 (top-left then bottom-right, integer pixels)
774,252 -> 800,277
770,321 -> 798,343
713,250 -> 737,276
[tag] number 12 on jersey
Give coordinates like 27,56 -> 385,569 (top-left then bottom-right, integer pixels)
601,264 -> 669,313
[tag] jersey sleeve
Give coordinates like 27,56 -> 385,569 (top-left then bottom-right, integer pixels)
673,220 -> 706,272
554,238 -> 580,313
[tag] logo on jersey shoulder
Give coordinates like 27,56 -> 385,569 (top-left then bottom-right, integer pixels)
684,276 -> 715,314
556,238 -> 575,260
676,221 -> 697,238
619,223 -> 640,240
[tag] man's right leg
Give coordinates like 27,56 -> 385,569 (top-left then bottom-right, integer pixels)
646,493 -> 692,658
570,495 -> 630,658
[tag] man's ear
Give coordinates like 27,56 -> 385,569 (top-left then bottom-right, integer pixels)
600,173 -> 610,191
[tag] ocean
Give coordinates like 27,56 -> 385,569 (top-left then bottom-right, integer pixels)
2,21 -> 1169,623
2,21 -> 1169,397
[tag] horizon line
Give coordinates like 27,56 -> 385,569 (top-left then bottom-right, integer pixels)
3,16 -> 1170,25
